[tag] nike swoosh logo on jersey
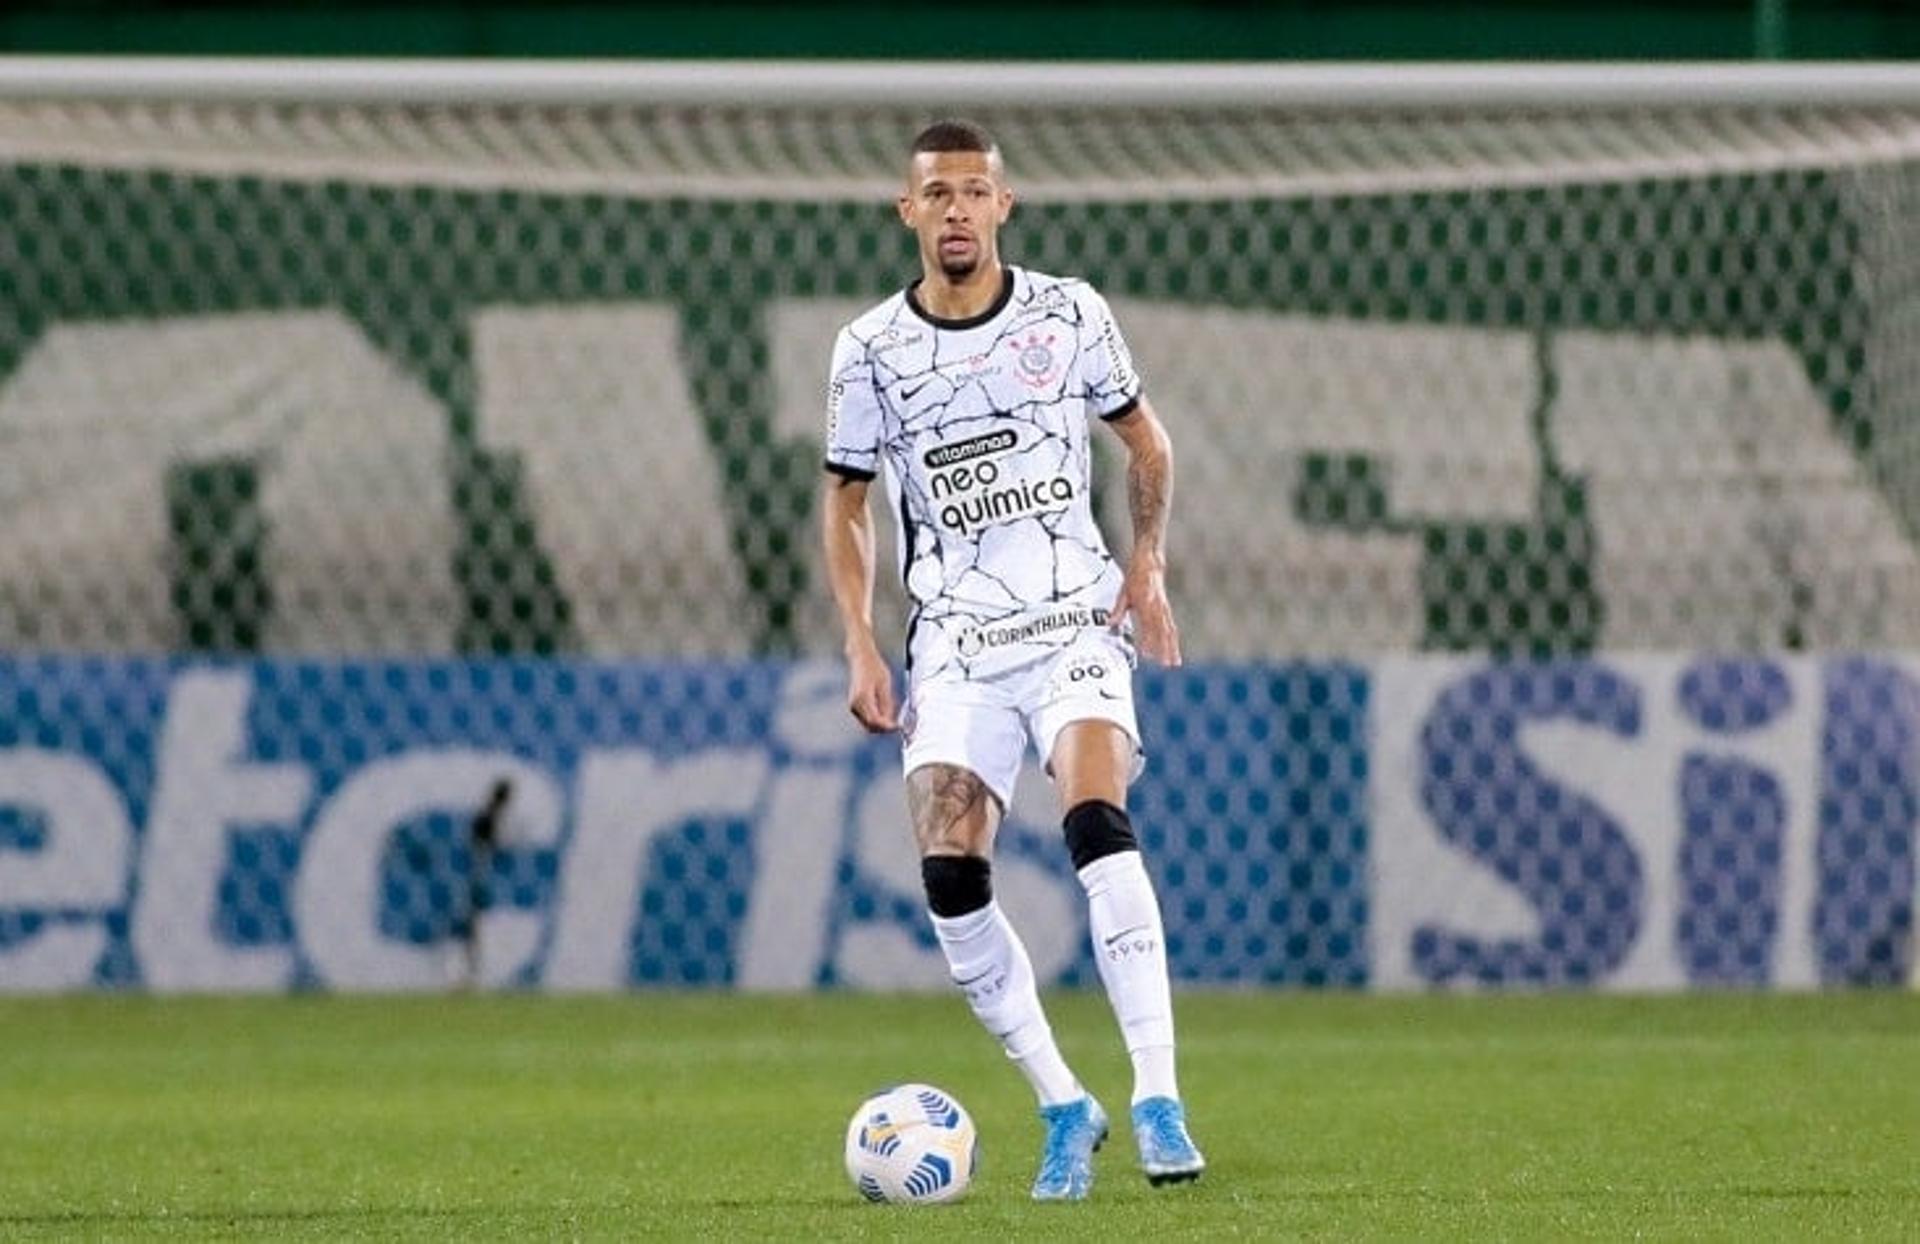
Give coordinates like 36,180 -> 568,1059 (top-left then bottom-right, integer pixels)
900,377 -> 936,401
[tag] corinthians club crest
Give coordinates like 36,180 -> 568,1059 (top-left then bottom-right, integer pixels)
1013,331 -> 1064,388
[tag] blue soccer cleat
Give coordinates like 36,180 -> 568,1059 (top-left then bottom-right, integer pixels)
1030,1095 -> 1108,1201
1132,1096 -> 1206,1186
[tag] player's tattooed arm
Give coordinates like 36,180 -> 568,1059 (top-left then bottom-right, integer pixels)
1105,399 -> 1182,666
908,764 -> 1000,856
1127,441 -> 1171,561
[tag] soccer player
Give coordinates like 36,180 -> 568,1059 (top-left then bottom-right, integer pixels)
459,777 -> 511,989
820,119 -> 1204,1201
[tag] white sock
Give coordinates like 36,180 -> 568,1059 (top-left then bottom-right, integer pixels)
1130,1045 -> 1179,1104
930,902 -> 1083,1107
1079,851 -> 1180,1105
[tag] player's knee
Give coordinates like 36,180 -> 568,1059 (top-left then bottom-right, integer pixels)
1063,799 -> 1138,871
921,853 -> 992,918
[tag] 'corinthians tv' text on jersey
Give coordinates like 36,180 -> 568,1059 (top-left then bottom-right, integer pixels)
825,266 -> 1142,683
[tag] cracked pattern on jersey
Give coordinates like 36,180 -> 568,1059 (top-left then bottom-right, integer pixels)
827,268 -> 1142,682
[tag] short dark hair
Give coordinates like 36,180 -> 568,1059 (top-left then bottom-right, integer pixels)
911,119 -> 997,157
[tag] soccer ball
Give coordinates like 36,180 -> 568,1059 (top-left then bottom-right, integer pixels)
843,1083 -> 978,1204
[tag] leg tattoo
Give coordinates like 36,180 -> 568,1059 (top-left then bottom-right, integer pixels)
907,764 -> 998,857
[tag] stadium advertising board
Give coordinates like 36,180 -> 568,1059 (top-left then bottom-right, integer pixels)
0,655 -> 1910,992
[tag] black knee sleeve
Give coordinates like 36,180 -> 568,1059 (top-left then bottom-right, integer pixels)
1063,799 -> 1139,871
922,854 -> 993,918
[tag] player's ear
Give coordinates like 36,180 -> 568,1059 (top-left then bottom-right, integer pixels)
997,185 -> 1015,225
896,191 -> 915,228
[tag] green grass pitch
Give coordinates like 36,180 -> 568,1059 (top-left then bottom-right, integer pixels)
4,990 -> 1917,1239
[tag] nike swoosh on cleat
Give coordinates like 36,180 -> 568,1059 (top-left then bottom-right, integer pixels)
1103,924 -> 1149,947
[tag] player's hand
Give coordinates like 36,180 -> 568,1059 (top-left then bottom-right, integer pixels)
845,641 -> 900,733
1110,554 -> 1182,667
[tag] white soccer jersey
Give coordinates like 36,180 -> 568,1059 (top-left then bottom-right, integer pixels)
825,265 -> 1143,683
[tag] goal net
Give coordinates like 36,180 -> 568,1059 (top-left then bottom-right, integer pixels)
0,60 -> 1913,992
2,60 -> 1916,658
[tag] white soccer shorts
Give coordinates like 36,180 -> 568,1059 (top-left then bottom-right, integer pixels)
900,630 -> 1143,809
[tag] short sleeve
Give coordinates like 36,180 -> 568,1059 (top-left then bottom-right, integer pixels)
824,327 -> 882,480
1078,285 -> 1143,421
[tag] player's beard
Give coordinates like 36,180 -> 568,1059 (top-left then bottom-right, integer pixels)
936,232 -> 982,280
938,249 -> 981,280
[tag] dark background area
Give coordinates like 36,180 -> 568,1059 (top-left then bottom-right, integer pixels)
1,0 -> 1917,61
